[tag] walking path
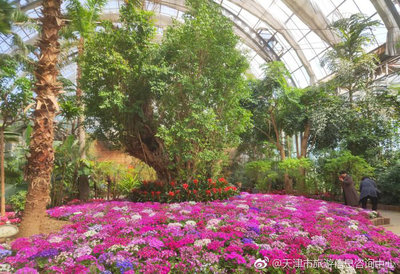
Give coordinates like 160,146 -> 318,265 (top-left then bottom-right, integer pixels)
380,210 -> 400,235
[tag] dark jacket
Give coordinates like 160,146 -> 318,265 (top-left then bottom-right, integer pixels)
341,175 -> 359,206
359,178 -> 379,200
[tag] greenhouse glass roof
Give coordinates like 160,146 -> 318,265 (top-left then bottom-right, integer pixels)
2,0 -> 400,88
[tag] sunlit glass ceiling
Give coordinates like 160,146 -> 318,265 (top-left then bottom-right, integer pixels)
2,0 -> 400,88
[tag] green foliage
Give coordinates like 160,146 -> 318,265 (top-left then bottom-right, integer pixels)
82,2 -> 251,181
245,160 -> 278,192
63,0 -> 107,40
156,0 -> 251,179
278,157 -> 312,180
377,161 -> 400,205
8,190 -> 27,213
0,0 -> 13,34
319,150 -> 374,196
91,161 -> 142,198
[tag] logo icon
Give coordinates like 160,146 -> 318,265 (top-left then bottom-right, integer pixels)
254,258 -> 269,269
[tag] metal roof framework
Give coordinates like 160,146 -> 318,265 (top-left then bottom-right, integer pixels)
2,0 -> 400,87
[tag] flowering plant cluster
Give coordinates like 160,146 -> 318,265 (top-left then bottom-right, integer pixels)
130,178 -> 238,202
0,211 -> 20,225
0,194 -> 399,273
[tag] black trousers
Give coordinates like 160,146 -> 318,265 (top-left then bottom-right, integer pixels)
360,196 -> 378,210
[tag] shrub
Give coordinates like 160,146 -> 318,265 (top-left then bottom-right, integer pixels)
8,190 -> 27,213
377,161 -> 400,205
129,178 -> 239,203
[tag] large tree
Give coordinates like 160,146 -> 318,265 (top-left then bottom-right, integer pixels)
0,57 -> 32,216
61,0 -> 106,201
82,0 -> 251,182
18,0 -> 63,237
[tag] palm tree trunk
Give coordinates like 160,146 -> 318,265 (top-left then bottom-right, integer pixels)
18,0 -> 63,238
0,127 -> 5,217
77,37 -> 89,202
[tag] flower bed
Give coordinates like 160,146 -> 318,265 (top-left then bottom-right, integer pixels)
130,178 -> 238,202
0,194 -> 399,273
0,212 -> 20,225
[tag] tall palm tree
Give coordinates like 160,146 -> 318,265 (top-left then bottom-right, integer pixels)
61,0 -> 106,201
18,0 -> 63,237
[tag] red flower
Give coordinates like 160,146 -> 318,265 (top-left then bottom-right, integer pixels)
206,190 -> 211,195
170,181 -> 176,187
193,189 -> 197,194
212,188 -> 217,194
183,183 -> 189,190
193,179 -> 198,184
176,190 -> 181,194
151,191 -> 155,196
168,191 -> 175,197
207,178 -> 213,183
143,191 -> 148,195
218,177 -> 226,183
156,191 -> 161,196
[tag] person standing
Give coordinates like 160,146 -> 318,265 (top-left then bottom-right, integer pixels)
338,171 -> 359,206
359,176 -> 379,210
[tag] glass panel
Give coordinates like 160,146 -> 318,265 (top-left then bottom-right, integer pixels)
352,0 -> 376,17
239,8 -> 260,28
337,0 -> 360,17
285,19 -> 304,42
317,0 -> 337,17
292,67 -> 310,88
304,31 -> 329,56
221,0 -> 241,15
160,5 -> 178,17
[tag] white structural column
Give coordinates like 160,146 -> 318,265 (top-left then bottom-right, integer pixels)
370,0 -> 400,56
281,0 -> 340,46
228,0 -> 316,84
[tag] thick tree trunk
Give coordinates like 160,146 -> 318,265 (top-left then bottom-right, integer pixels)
0,128 -> 5,217
76,37 -> 89,202
18,0 -> 62,238
271,113 -> 292,193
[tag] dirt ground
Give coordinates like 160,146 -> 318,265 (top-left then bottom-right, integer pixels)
0,217 -> 71,244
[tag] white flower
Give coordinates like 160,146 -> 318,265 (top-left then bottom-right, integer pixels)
73,211 -> 83,215
306,245 -> 324,254
169,204 -> 181,210
348,224 -> 358,230
336,260 -> 356,274
168,222 -> 183,228
108,244 -> 125,252
285,207 -> 297,211
326,217 -> 334,222
48,236 -> 63,243
131,214 -> 142,221
84,230 -> 98,237
93,212 -> 104,218
188,201 -> 197,205
141,209 -> 154,214
237,204 -> 249,210
194,239 -> 211,247
207,219 -> 221,226
0,264 -> 13,272
179,210 -> 191,215
185,220 -> 197,226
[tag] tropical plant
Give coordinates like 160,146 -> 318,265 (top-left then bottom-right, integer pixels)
0,53 -> 33,216
18,0 -> 63,237
8,190 -> 27,213
61,0 -> 107,201
82,1 -> 251,182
